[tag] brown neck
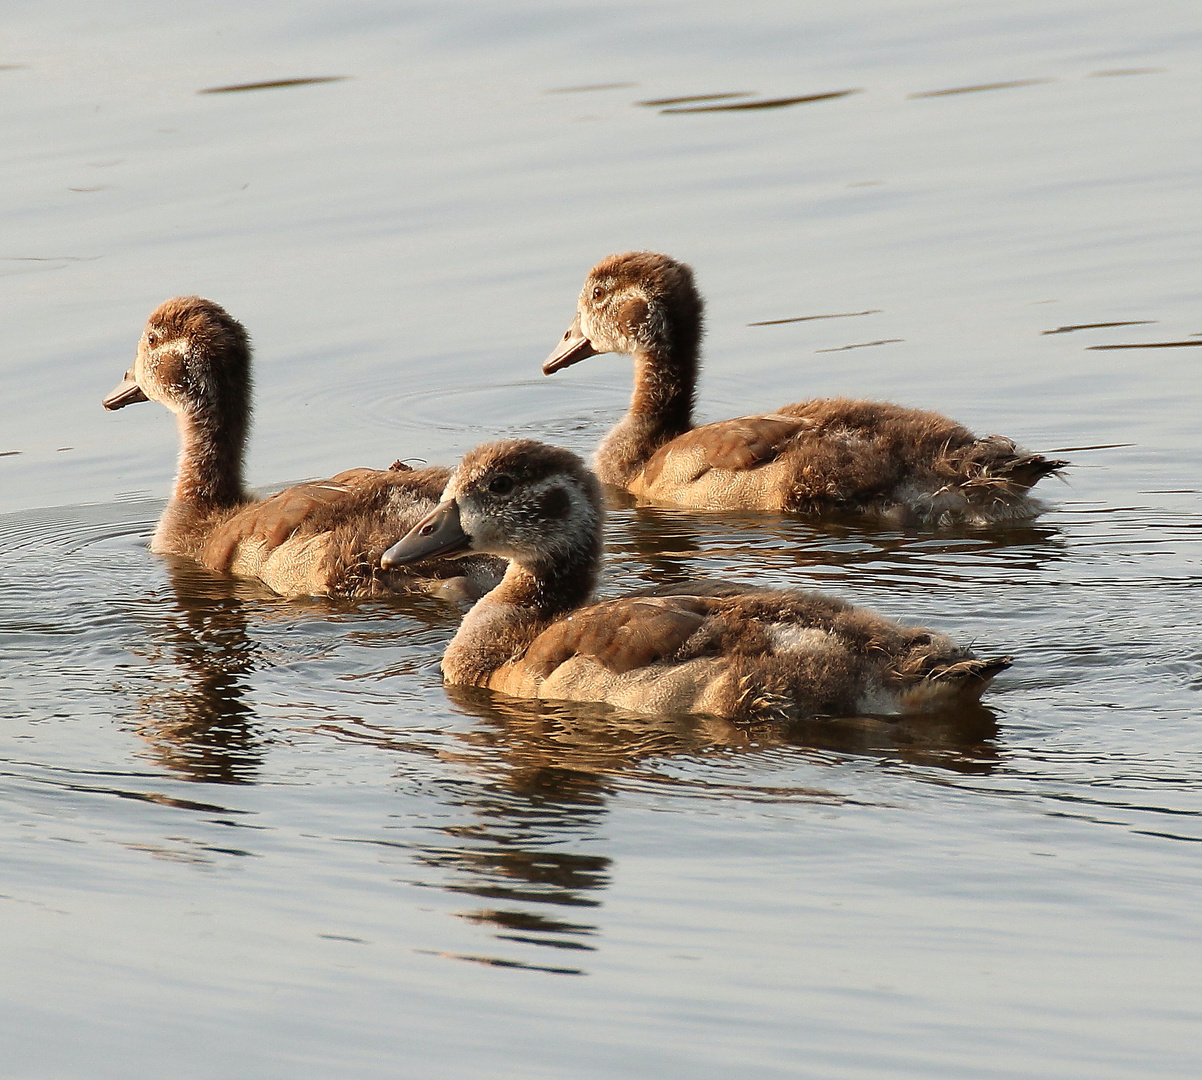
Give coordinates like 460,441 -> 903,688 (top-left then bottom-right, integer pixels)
594,341 -> 697,487
443,542 -> 599,686
173,409 -> 247,506
153,410 -> 249,555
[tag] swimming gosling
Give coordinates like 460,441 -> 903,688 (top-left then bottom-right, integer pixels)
544,252 -> 1065,527
382,438 -> 1011,721
103,296 -> 500,600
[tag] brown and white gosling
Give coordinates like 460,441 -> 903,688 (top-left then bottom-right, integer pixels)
544,251 -> 1066,527
380,438 -> 1011,722
103,296 -> 501,600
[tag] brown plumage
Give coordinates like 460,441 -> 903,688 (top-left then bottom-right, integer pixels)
381,439 -> 1012,722
103,296 -> 501,600
543,252 -> 1066,526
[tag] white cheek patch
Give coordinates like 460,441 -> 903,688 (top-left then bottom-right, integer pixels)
151,337 -> 189,357
456,499 -> 509,555
561,481 -> 598,534
466,514 -> 504,552
459,477 -> 598,560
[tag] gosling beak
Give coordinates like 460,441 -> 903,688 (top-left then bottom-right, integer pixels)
542,316 -> 599,375
381,500 -> 471,568
103,371 -> 149,410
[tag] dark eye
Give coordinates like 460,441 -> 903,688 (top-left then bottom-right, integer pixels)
146,330 -> 158,347
591,285 -> 605,300
488,475 -> 514,495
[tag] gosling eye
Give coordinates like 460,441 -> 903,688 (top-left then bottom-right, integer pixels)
146,330 -> 158,347
591,285 -> 605,301
488,475 -> 514,495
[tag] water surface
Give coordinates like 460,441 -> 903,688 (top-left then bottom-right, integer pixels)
3,2 -> 1201,1077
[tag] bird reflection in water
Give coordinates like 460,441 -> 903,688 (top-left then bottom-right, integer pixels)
445,681 -> 1002,785
129,557 -> 265,783
129,518 -> 1007,975
412,688 -> 627,974
390,682 -> 1002,974
604,494 -> 1066,595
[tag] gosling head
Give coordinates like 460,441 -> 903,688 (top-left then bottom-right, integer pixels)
543,252 -> 704,374
381,439 -> 603,572
103,296 -> 252,421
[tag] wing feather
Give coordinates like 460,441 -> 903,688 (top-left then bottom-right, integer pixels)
523,596 -> 713,678
201,470 -> 384,572
642,414 -> 808,485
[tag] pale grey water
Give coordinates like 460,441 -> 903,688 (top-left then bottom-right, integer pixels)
3,2 -> 1201,1077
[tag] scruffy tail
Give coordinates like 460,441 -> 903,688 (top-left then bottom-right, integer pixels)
951,435 -> 1067,490
930,437 -> 1070,524
994,452 -> 1069,492
900,654 -> 1012,710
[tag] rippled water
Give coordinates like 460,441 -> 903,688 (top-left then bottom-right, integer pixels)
4,2 -> 1202,1077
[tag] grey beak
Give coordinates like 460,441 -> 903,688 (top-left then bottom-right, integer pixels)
542,316 -> 599,375
103,370 -> 149,410
381,500 -> 471,568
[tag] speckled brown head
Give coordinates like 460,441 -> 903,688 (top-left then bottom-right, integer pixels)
103,297 -> 252,429
103,296 -> 254,515
543,252 -> 705,374
383,439 -> 603,579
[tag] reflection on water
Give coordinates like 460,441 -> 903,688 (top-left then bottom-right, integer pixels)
545,82 -> 639,94
659,89 -> 860,114
747,309 -> 881,326
815,336 -> 904,352
317,669 -> 1003,980
1090,67 -> 1166,77
416,752 -> 608,979
636,92 -> 753,107
445,679 -> 1002,787
153,545 -> 993,982
604,495 -> 1067,594
1042,320 -> 1155,335
126,559 -> 264,784
407,682 -> 999,970
198,76 -> 349,95
908,78 -> 1055,98
1089,339 -> 1202,350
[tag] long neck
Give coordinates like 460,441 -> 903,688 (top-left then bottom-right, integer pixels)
442,541 -> 599,687
153,408 -> 249,555
594,339 -> 698,488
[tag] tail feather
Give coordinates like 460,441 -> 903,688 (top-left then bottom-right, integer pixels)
899,654 -> 1013,710
929,655 -> 1012,683
997,453 -> 1069,491
951,436 -> 1069,495
930,654 -> 1012,701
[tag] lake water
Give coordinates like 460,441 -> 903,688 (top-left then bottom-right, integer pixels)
3,1 -> 1201,1077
